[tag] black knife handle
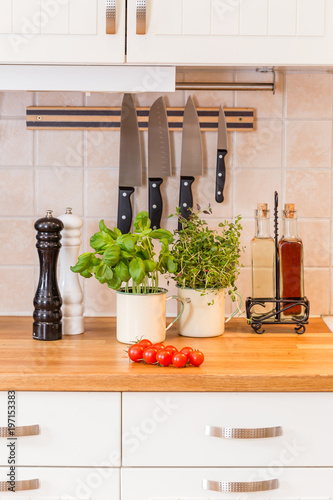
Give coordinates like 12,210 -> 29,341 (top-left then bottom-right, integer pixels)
148,178 -> 163,230
216,149 -> 227,203
178,176 -> 195,230
117,186 -> 135,234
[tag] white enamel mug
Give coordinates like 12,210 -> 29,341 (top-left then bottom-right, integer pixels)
116,288 -> 184,344
177,288 -> 242,338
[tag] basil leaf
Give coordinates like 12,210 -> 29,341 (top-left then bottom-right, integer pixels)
107,275 -> 122,290
134,211 -> 150,232
144,260 -> 157,273
115,261 -> 131,282
103,245 -> 121,266
150,228 -> 173,244
129,257 -> 146,284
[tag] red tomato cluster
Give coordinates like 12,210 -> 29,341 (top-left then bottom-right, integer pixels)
127,339 -> 204,368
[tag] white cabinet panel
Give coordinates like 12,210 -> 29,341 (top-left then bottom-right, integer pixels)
0,0 -> 12,33
121,468 -> 333,500
0,0 -> 125,63
297,0 -> 326,36
182,0 -> 211,35
40,0 -> 69,34
122,392 -> 333,467
12,0 -> 41,33
0,392 -> 121,466
211,0 -> 240,36
69,0 -> 97,34
268,0 -> 297,36
127,0 -> 333,65
239,0 -> 268,36
154,0 -> 182,35
0,467 -> 120,499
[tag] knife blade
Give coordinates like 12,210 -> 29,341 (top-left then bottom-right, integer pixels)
216,106 -> 228,203
148,97 -> 171,230
117,93 -> 142,234
179,96 -> 203,229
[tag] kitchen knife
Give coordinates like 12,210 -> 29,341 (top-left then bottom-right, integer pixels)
148,97 -> 171,230
216,106 -> 228,203
179,96 -> 203,229
117,93 -> 142,234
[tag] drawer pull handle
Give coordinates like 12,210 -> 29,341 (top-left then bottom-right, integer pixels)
202,478 -> 279,493
106,0 -> 116,34
0,479 -> 39,492
205,425 -> 282,439
136,0 -> 146,34
0,424 -> 40,437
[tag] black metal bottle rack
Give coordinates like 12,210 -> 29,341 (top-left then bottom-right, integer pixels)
246,191 -> 310,335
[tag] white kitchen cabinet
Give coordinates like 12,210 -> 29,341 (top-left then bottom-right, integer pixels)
0,467 -> 120,498
0,0 -> 125,63
0,392 -> 121,466
127,0 -> 333,66
122,392 -> 333,467
122,467 -> 333,500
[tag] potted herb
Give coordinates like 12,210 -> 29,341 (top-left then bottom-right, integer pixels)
168,206 -> 243,337
71,211 -> 184,343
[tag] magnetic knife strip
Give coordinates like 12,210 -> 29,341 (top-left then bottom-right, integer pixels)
26,107 -> 254,131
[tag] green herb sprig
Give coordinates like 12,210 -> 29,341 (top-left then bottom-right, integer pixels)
169,205 -> 243,295
71,211 -> 177,293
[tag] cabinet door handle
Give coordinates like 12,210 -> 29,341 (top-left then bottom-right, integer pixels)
202,479 -> 279,493
0,424 -> 40,437
106,0 -> 116,34
136,0 -> 146,34
0,479 -> 39,492
205,425 -> 282,439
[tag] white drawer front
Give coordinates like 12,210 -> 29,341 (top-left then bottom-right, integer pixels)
121,467 -> 333,500
0,392 -> 121,466
122,392 -> 333,466
0,466 -> 119,499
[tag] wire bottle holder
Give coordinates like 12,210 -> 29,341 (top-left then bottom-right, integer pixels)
246,192 -> 310,334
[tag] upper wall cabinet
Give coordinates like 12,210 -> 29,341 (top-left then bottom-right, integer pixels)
127,0 -> 333,66
0,0 -> 125,63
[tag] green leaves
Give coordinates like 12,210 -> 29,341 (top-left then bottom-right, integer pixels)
71,212 -> 174,293
169,207 -> 243,293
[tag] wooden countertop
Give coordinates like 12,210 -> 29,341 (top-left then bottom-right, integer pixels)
0,317 -> 333,392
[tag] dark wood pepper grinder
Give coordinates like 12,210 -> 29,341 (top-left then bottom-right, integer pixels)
33,210 -> 64,341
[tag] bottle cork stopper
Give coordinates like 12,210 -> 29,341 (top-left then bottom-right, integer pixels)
257,203 -> 269,218
284,203 -> 295,218
257,203 -> 268,210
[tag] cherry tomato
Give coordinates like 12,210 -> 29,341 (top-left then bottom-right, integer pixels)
128,344 -> 144,363
164,345 -> 178,356
153,343 -> 165,351
156,350 -> 173,367
138,339 -> 153,349
143,347 -> 158,364
180,347 -> 194,359
172,352 -> 188,368
189,350 -> 205,367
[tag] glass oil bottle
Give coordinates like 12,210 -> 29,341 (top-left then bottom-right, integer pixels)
278,203 -> 304,320
251,203 -> 276,317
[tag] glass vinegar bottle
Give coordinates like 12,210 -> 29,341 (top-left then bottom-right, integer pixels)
278,203 -> 304,320
251,203 -> 276,317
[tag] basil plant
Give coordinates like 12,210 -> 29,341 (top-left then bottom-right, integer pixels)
71,212 -> 177,294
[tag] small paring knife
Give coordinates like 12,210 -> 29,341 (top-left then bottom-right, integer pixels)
117,93 -> 142,234
178,96 -> 203,230
216,106 -> 228,203
148,97 -> 171,230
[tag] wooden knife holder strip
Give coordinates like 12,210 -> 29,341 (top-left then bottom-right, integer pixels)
26,107 -> 254,132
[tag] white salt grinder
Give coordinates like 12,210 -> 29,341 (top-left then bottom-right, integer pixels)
58,208 -> 84,335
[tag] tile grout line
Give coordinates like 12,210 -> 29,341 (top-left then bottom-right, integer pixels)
281,72 -> 287,208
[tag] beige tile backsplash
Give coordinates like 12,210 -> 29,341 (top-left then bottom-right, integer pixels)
1,70 -> 333,318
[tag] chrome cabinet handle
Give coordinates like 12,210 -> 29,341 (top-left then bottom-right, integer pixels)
106,0 -> 116,34
136,0 -> 146,34
0,479 -> 39,492
0,424 -> 39,437
202,479 -> 279,493
205,425 -> 282,439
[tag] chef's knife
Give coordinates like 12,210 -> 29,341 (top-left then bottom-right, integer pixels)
179,96 -> 203,229
216,106 -> 228,203
117,93 -> 142,234
148,97 -> 171,230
